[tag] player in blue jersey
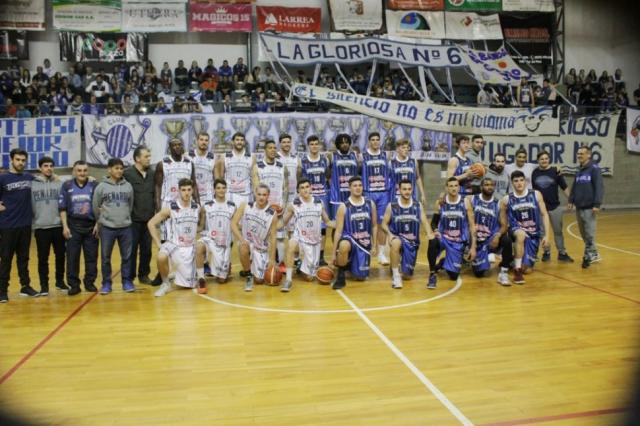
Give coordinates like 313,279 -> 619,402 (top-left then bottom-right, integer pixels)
332,176 -> 377,290
329,134 -> 360,221
466,177 -> 514,286
427,177 -> 477,289
299,135 -> 332,265
381,179 -> 434,289
447,135 -> 479,197
500,170 -> 551,285
362,132 -> 392,265
389,139 -> 427,207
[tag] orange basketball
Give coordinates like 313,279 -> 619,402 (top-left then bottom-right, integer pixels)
270,204 -> 284,216
264,265 -> 283,286
316,266 -> 335,285
470,162 -> 486,177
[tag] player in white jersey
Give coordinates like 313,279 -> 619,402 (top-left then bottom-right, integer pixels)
199,178 -> 236,288
189,132 -> 216,204
215,132 -> 254,206
231,183 -> 278,292
277,133 -> 300,215
148,178 -> 206,297
280,179 -> 334,292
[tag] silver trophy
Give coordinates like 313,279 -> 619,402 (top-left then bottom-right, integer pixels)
327,117 -> 346,152
311,117 -> 328,152
161,118 -> 188,143
382,120 -> 397,151
421,129 -> 433,152
294,118 -> 309,154
190,115 -> 209,152
349,116 -> 364,153
254,117 -> 272,153
229,117 -> 251,153
367,117 -> 380,134
400,124 -> 413,141
213,118 -> 230,154
275,117 -> 293,152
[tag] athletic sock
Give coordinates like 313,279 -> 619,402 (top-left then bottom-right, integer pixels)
320,250 -> 324,259
286,267 -> 293,282
196,268 -> 204,279
378,245 -> 386,257
500,266 -> 509,273
514,258 -> 522,269
277,240 -> 285,263
392,268 -> 400,280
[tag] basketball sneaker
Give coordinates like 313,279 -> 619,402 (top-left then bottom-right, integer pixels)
100,283 -> 112,295
542,250 -> 551,262
85,283 -> 98,293
197,278 -> 207,295
557,252 -> 574,263
19,286 -> 40,297
497,271 -> 511,286
281,280 -> 293,293
244,276 -> 254,292
392,277 -> 403,289
154,282 -> 174,297
68,286 -> 81,296
427,274 -> 437,289
123,281 -> 136,293
56,282 -> 70,292
40,286 -> 49,296
513,268 -> 525,284
581,256 -> 591,269
589,253 -> 602,264
0,292 -> 7,303
378,253 -> 390,266
331,274 -> 346,290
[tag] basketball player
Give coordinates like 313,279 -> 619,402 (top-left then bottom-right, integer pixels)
381,179 -> 434,289
155,138 -> 198,213
362,132 -> 392,265
230,183 -> 278,292
189,132 -> 216,204
466,135 -> 485,194
389,139 -> 427,206
500,170 -> 551,284
467,178 -> 513,286
329,134 -> 360,221
199,178 -> 236,286
427,178 -> 477,289
277,133 -> 299,211
148,178 -> 206,297
281,179 -> 334,292
332,176 -> 378,290
447,135 -> 480,197
215,132 -> 254,206
299,135 -> 332,265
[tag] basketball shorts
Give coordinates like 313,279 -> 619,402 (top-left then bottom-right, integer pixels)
291,237 -> 321,276
159,242 -> 196,288
365,191 -> 390,223
200,237 -> 231,280
437,237 -> 465,274
228,192 -> 251,208
472,235 -> 497,273
341,237 -> 370,279
393,236 -> 418,276
250,245 -> 269,280
510,230 -> 540,268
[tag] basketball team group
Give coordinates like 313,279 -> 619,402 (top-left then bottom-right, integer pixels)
0,130 -> 604,302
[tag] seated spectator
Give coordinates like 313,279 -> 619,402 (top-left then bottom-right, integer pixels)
586,69 -> 597,85
477,84 -> 497,106
43,58 -> 55,78
121,94 -> 138,115
245,66 -> 261,93
600,86 -> 616,112
160,62 -> 172,93
141,74 -> 155,94
614,68 -> 624,92
174,60 -> 189,93
16,103 -> 32,118
109,76 -> 122,102
565,68 -> 577,89
263,66 -> 280,93
83,65 -> 95,88
200,76 -> 217,102
568,82 -> 582,105
598,70 -> 609,88
203,58 -> 218,80
19,68 -> 31,89
580,83 -> 599,109
254,92 -> 270,112
105,96 -> 121,115
577,69 -> 586,85
67,95 -> 84,115
382,79 -> 395,99
122,82 -> 139,105
5,98 -> 17,117
34,66 -> 49,84
11,79 -> 23,103
155,97 -> 170,114
83,94 -> 104,115
616,88 -> 629,108
272,92 -> 289,112
139,87 -> 158,113
144,61 -> 157,78
71,68 -> 84,95
233,57 -> 248,84
216,75 -> 234,101
129,62 -> 144,79
38,98 -> 51,116
233,93 -> 253,112
86,74 -> 111,103
540,79 -> 558,105
114,63 -> 129,83
219,94 -> 233,113
129,69 -> 142,92
51,88 -> 69,115
172,96 -> 184,113
218,60 -> 232,79
188,60 -> 202,84
186,96 -> 202,113
23,86 -> 38,115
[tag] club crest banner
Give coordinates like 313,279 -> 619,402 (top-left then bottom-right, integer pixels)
257,6 -> 321,33
0,116 -> 82,170
502,0 -> 553,12
482,114 -> 619,175
259,33 -> 465,68
445,12 -> 503,40
82,113 -> 452,166
329,0 -> 383,31
626,108 -> 640,154
387,0 -> 444,10
445,0 -> 502,11
457,44 -> 533,86
189,2 -> 252,32
0,0 -> 45,31
385,10 -> 446,39
59,32 -> 147,62
292,83 -> 559,136
53,0 -> 122,32
122,1 -> 187,32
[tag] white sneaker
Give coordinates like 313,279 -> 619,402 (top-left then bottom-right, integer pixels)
392,277 -> 403,289
497,271 -> 511,286
378,254 -> 390,266
488,253 -> 496,263
589,253 -> 602,263
154,282 -> 174,297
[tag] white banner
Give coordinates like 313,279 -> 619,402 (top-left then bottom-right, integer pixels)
259,33 -> 465,68
292,83 -> 560,136
122,1 -> 187,32
53,1 -> 122,32
502,0 -> 555,12
458,44 -> 533,86
385,10 -> 446,39
445,12 -> 503,40
82,113 -> 452,166
0,116 -> 82,170
626,108 -> 640,154
483,114 -> 620,176
0,0 -> 45,31
329,0 -> 383,31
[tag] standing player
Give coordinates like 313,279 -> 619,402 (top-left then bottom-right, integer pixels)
300,135 -> 332,265
466,135 -> 485,194
500,170 -> 551,284
446,135 -> 477,197
381,179 -> 434,289
332,176 -> 378,290
231,184 -> 278,292
362,132 -> 392,265
199,178 -> 236,287
427,178 -> 477,289
329,134 -> 359,220
215,132 -> 254,206
155,138 -> 198,213
189,132 -> 216,204
148,178 -> 206,297
389,138 -> 427,206
277,133 -> 299,212
467,178 -> 513,286
281,179 -> 334,292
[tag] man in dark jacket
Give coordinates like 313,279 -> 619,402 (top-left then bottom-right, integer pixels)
568,146 -> 604,268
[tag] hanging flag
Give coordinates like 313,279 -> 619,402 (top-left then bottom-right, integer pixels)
53,0 -> 122,32
189,2 -> 252,32
257,6 -> 321,33
627,108 -> 640,154
502,0 -> 553,12
445,11 -> 503,40
329,0 -> 383,31
445,0 -> 502,11
385,10 -> 445,39
457,44 -> 532,86
0,0 -> 45,31
387,0 -> 444,10
121,1 -> 187,32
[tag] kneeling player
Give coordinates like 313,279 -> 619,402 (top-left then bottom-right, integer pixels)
427,178 -> 477,289
382,179 -> 434,289
332,176 -> 378,290
231,183 -> 278,292
148,178 -> 206,297
281,179 -> 334,292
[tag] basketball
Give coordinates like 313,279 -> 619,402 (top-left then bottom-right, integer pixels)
470,162 -> 486,177
264,265 -> 283,286
270,204 -> 284,216
316,266 -> 335,285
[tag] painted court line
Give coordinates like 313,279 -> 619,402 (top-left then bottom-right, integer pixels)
479,406 -> 628,426
338,279 -> 473,426
537,269 -> 640,305
566,216 -> 640,257
0,292 -> 98,385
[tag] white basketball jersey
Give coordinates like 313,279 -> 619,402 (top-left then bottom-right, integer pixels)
292,196 -> 323,245
278,151 -> 298,203
167,200 -> 200,247
242,202 -> 275,251
189,150 -> 215,203
161,156 -> 193,204
256,159 -> 285,207
202,199 -> 236,247
224,149 -> 253,196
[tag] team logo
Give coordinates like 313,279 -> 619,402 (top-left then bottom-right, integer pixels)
517,107 -> 551,133
88,116 -> 151,165
399,12 -> 430,31
629,115 -> 640,148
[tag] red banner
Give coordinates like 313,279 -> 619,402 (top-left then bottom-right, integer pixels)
386,0 -> 444,10
189,2 -> 252,32
256,6 -> 321,33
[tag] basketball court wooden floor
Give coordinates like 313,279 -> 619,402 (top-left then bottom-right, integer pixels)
1,211 -> 639,425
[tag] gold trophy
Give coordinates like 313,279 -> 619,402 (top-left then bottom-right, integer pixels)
161,119 -> 187,150
381,120 -> 397,151
254,118 -> 272,153
213,118 -> 230,154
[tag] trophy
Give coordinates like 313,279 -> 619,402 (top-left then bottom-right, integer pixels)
161,118 -> 187,145
400,124 -> 413,141
327,117 -> 346,152
311,117 -> 328,151
190,115 -> 209,152
367,117 -> 380,134
421,129 -> 433,152
349,116 -> 364,153
293,118 -> 310,154
213,118 -> 230,154
254,118 -> 272,153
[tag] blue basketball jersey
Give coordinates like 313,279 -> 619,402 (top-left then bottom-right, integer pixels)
301,154 -> 329,198
453,154 -> 473,196
343,197 -> 373,251
389,199 -> 421,246
362,150 -> 389,193
438,195 -> 469,243
507,190 -> 542,237
330,151 -> 358,203
471,194 -> 500,243
390,155 -> 418,199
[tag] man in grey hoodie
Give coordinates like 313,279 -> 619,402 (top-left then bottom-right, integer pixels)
31,157 -> 69,295
92,158 -> 134,294
485,153 -> 509,199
